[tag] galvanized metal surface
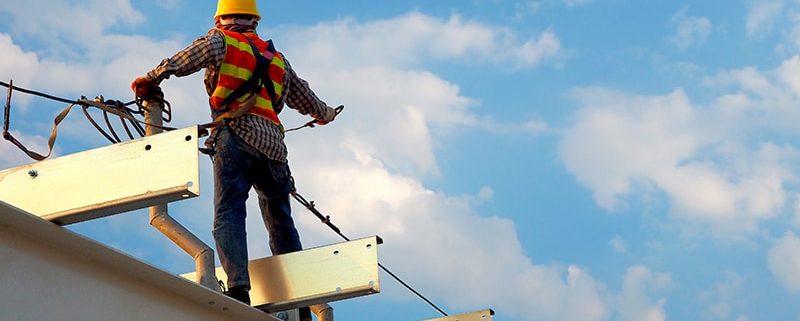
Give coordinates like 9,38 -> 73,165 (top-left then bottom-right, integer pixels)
183,236 -> 382,312
0,201 -> 278,321
0,126 -> 200,225
421,309 -> 495,321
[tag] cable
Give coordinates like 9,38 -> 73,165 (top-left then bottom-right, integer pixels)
290,189 -> 449,317
1,81 -> 177,160
0,80 -> 136,107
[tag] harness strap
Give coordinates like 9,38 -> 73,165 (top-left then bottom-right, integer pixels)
217,35 -> 278,113
3,102 -> 75,161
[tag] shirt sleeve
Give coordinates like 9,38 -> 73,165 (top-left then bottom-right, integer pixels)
282,58 -> 335,120
145,30 -> 227,84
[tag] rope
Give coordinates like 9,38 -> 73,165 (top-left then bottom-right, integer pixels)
290,186 -> 450,317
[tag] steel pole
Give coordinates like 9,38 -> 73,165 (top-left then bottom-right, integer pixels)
143,95 -> 218,291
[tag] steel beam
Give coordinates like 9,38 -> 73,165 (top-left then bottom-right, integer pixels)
0,126 -> 200,225
183,236 -> 382,312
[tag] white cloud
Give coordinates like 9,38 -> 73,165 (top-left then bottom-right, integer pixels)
697,271 -> 747,320
0,0 -> 144,42
614,266 -> 671,321
276,12 -> 562,70
559,85 -> 798,238
745,0 -> 785,38
768,232 -> 800,292
609,235 -> 627,253
275,13 -> 556,177
793,195 -> 800,228
670,8 -> 712,50
777,55 -> 800,96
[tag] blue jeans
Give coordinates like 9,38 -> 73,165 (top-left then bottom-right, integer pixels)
211,127 -> 302,290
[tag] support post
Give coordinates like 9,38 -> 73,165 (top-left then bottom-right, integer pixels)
143,95 -> 218,291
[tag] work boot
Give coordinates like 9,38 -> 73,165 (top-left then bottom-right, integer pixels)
299,306 -> 312,321
311,303 -> 334,321
223,285 -> 251,305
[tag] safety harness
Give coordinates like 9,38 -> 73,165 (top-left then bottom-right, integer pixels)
208,29 -> 283,129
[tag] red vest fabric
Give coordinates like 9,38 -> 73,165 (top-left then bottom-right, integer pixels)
209,29 -> 286,125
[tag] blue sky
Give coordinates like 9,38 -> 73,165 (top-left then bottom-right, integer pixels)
2,1 -> 800,321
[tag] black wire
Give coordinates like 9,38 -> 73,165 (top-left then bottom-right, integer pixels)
0,80 -> 136,107
378,263 -> 449,317
102,110 -> 122,143
119,114 -> 135,140
81,104 -> 118,143
290,190 -> 449,317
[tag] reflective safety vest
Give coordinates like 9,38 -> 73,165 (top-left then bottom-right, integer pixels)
209,29 -> 286,126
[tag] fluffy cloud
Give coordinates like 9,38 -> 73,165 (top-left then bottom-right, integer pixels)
559,53 -> 800,238
768,232 -> 800,292
275,12 -> 561,71
0,0 -> 144,41
274,13 -> 556,177
670,8 -> 712,50
745,0 -> 785,38
609,235 -> 627,253
614,266 -> 671,321
697,271 -> 747,320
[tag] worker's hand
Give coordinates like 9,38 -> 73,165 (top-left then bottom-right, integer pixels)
130,77 -> 160,97
314,105 -> 343,125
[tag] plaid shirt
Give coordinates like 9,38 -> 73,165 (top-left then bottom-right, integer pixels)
145,28 -> 333,162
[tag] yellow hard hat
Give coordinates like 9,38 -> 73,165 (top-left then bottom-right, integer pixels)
215,0 -> 261,20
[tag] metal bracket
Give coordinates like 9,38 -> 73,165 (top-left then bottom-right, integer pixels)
183,236 -> 382,312
0,126 -> 200,225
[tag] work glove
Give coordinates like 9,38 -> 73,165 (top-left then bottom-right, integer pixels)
315,105 -> 342,125
130,76 -> 161,97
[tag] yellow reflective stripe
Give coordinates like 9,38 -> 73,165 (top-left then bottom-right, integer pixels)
271,56 -> 285,68
219,62 -> 253,80
212,86 -> 235,99
255,95 -> 272,108
222,34 -> 253,54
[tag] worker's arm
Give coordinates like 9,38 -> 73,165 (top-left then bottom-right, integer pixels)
144,30 -> 227,85
282,59 -> 338,124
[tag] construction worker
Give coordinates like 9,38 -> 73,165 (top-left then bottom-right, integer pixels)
131,0 -> 336,320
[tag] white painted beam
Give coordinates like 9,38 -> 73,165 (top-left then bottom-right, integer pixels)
0,126 -> 200,225
422,309 -> 495,321
183,236 -> 382,312
0,201 -> 278,321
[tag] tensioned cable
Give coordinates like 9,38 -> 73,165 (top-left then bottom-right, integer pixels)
290,189 -> 449,317
0,80 -> 134,106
